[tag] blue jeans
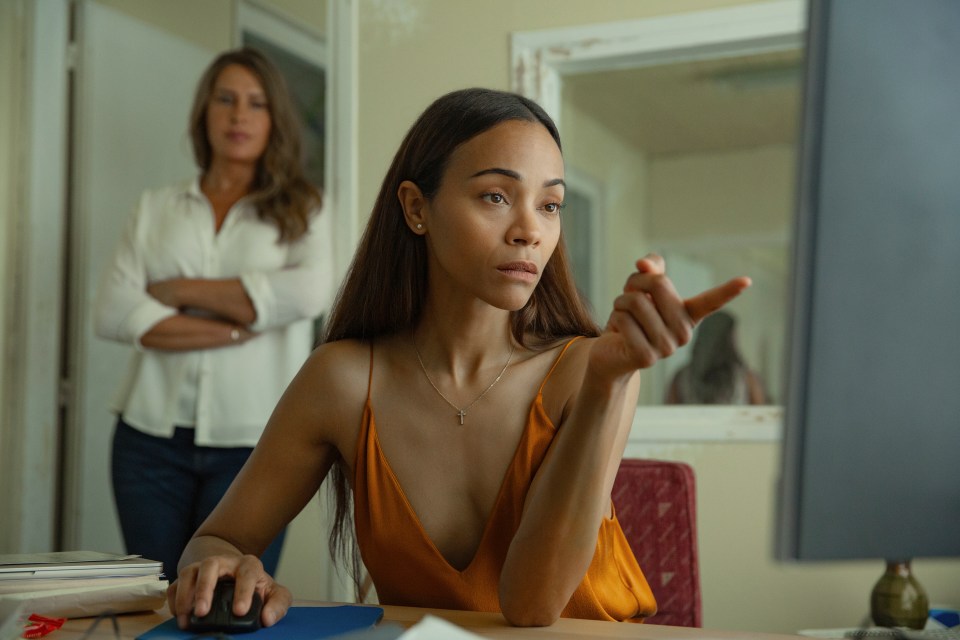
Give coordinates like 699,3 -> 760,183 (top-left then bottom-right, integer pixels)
111,417 -> 285,579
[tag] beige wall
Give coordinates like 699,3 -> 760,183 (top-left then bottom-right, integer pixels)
650,145 -> 795,240
269,0 -> 328,34
95,0 -> 234,52
355,0 -> 773,227
96,0 -> 327,54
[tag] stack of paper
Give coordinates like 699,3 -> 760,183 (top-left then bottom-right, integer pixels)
0,551 -> 167,618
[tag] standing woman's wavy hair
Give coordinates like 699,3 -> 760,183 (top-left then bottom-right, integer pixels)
188,47 -> 320,242
322,88 -> 600,597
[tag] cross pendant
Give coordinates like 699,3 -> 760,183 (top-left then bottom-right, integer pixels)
457,409 -> 466,425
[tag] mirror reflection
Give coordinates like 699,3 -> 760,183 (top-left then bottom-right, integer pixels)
560,49 -> 802,405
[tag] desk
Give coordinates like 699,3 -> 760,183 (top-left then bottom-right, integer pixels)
53,603 -> 806,639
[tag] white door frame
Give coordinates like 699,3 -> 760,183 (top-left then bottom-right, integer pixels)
511,0 -> 805,440
0,0 -> 71,553
327,0 -> 360,280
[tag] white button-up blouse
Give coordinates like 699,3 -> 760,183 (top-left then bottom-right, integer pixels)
94,178 -> 333,447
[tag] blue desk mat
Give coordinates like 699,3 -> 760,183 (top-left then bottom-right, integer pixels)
136,605 -> 384,640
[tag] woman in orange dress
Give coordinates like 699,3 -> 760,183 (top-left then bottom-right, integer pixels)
167,87 -> 749,628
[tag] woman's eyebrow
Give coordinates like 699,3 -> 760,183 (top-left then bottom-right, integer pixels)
470,167 -> 520,181
469,168 -> 565,188
213,87 -> 266,98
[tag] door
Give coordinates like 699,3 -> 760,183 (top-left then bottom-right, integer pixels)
63,0 -> 212,552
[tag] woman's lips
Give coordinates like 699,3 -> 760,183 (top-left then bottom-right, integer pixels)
498,261 -> 539,283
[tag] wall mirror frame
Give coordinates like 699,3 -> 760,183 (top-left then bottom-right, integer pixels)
238,0 -> 359,279
237,0 -> 329,192
511,0 -> 805,440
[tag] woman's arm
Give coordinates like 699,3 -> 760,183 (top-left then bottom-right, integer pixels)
146,278 -> 257,326
94,194 -> 179,346
99,199 -> 332,349
168,387 -> 337,628
498,255 -> 750,626
167,341 -> 363,629
145,207 -> 334,330
499,361 -> 640,626
95,190 -> 256,346
139,313 -> 255,351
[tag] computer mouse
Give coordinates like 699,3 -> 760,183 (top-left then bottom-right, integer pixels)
187,579 -> 263,634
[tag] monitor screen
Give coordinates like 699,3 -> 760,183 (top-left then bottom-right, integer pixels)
776,0 -> 960,561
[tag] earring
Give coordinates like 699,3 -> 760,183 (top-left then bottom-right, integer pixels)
416,223 -> 423,230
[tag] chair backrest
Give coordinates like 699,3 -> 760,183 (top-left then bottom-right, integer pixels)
611,458 -> 702,627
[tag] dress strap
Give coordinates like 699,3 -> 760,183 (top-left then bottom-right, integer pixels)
537,336 -> 586,395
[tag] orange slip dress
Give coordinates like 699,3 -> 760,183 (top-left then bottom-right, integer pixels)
352,338 -> 657,622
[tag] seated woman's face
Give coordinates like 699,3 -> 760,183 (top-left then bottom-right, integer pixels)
205,63 -> 272,166
420,120 -> 566,311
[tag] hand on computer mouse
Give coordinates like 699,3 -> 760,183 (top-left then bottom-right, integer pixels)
187,579 -> 262,634
168,554 -> 292,630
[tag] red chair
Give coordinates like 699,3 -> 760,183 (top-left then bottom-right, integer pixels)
612,458 -> 702,627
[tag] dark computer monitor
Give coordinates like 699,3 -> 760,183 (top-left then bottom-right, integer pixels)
776,0 -> 960,561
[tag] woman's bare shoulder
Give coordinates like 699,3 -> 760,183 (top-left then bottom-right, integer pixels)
264,339 -> 371,461
301,339 -> 371,395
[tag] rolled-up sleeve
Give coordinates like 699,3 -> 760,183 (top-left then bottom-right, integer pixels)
242,206 -> 334,332
94,194 -> 178,349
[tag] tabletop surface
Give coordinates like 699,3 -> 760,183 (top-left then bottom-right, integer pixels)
52,602 -> 806,639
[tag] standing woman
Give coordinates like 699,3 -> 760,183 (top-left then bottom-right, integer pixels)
168,88 -> 750,627
94,48 -> 332,578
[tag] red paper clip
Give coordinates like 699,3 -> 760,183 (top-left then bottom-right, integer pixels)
22,614 -> 67,639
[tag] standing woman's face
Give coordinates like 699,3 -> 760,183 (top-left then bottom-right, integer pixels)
205,63 -> 272,167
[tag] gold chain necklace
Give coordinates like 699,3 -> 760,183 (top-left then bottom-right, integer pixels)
412,340 -> 515,425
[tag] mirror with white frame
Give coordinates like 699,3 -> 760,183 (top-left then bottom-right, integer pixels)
513,1 -> 805,411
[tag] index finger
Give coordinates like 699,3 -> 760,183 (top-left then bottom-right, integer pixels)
173,558 -> 225,629
172,566 -> 199,629
684,276 -> 752,323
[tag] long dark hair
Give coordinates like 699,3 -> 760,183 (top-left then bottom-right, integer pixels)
687,310 -> 746,403
323,88 -> 600,596
188,47 -> 320,242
